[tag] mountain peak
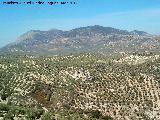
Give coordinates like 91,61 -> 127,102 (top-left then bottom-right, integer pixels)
131,30 -> 149,36
16,30 -> 41,42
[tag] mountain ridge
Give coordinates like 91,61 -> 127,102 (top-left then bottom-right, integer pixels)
1,25 -> 159,55
16,25 -> 150,42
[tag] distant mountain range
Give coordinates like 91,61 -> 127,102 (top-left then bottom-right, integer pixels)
0,25 -> 160,55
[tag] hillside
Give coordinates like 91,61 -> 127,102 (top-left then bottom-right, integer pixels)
0,25 -> 160,120
0,53 -> 160,120
1,25 -> 160,55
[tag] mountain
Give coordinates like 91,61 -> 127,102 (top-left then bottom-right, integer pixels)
16,29 -> 64,43
130,30 -> 149,36
1,25 -> 159,55
1,25 -> 160,120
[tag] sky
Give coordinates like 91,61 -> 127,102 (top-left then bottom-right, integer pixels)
0,0 -> 160,47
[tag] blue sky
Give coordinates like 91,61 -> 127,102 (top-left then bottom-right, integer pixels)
0,0 -> 160,47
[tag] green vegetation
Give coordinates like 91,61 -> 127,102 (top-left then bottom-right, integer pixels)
0,53 -> 160,119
